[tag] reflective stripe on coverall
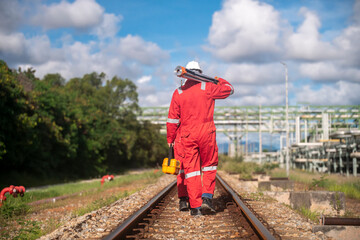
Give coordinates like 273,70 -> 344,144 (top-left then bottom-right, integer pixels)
166,78 -> 234,208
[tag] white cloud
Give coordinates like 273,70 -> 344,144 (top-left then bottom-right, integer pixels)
223,63 -> 284,85
0,32 -> 26,57
32,0 -> 104,30
206,0 -> 281,62
296,81 -> 360,105
204,0 -> 360,107
23,40 -> 136,80
137,75 -> 152,84
333,26 -> 360,68
2,0 -> 360,108
0,0 -> 24,33
285,7 -> 338,61
300,62 -> 360,83
116,35 -> 169,66
27,35 -> 65,64
221,83 -> 286,106
139,91 -> 173,107
0,32 -> 64,65
13,33 -> 169,83
92,13 -> 122,39
353,0 -> 360,25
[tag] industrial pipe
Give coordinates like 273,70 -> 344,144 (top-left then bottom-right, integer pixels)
321,216 -> 360,226
0,185 -> 26,207
101,175 -> 114,185
174,66 -> 219,85
269,177 -> 289,181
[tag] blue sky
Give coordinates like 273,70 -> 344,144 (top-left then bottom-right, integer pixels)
1,0 -> 360,108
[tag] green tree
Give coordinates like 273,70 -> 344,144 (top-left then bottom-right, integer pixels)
0,61 -> 41,185
1,60 -> 168,188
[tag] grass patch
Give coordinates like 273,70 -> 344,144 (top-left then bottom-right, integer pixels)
283,204 -> 320,223
13,220 -> 43,240
16,169 -> 162,204
219,154 -> 279,179
269,168 -> 360,200
0,169 -> 164,240
0,169 -> 163,220
309,175 -> 329,190
41,218 -> 63,238
268,169 -> 288,178
327,182 -> 360,199
0,199 -> 30,219
296,206 -> 320,223
74,190 -> 133,216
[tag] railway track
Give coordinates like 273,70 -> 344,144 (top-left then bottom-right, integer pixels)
104,174 -> 279,240
39,172 -> 333,240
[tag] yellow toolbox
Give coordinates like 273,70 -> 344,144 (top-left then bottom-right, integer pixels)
162,145 -> 180,175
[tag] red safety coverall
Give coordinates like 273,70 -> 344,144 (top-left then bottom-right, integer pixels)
167,78 -> 234,208
174,132 -> 188,198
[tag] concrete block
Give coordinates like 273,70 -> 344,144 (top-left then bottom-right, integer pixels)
313,225 -> 360,240
264,191 -> 345,216
238,180 -> 258,192
258,180 -> 294,191
263,191 -> 290,205
290,191 -> 345,215
253,174 -> 270,182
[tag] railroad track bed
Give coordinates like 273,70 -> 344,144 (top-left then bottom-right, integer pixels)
39,175 -> 176,240
121,178 -> 265,240
219,171 -> 331,240
40,172 -> 332,240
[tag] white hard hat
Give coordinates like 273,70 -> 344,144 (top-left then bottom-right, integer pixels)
186,61 -> 202,73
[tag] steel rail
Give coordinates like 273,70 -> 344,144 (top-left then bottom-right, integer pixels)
103,180 -> 177,240
216,174 -> 276,240
104,175 -> 276,240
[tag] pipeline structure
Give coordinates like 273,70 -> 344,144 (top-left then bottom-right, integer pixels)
101,175 -> 114,185
0,185 -> 26,207
320,216 -> 360,226
174,66 -> 219,85
288,129 -> 360,176
137,105 -> 360,176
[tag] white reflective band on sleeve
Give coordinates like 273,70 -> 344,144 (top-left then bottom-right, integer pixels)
225,84 -> 234,95
201,82 -> 206,90
202,166 -> 217,171
177,87 -> 183,94
178,169 -> 184,175
185,170 -> 201,179
167,118 -> 180,124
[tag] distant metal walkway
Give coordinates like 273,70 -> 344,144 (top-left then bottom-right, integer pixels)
138,105 -> 360,175
138,105 -> 359,134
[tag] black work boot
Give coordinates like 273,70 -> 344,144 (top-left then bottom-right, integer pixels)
190,208 -> 202,216
201,197 -> 216,214
179,197 -> 189,211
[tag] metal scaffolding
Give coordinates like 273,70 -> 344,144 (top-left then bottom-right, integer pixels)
138,105 -> 360,175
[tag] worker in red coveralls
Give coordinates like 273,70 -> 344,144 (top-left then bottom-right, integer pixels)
167,61 -> 234,216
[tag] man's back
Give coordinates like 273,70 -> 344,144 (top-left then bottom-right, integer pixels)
167,77 -> 233,144
177,80 -> 215,128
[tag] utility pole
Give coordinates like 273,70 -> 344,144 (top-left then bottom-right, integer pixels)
246,112 -> 248,157
259,104 -> 262,164
281,62 -> 290,177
